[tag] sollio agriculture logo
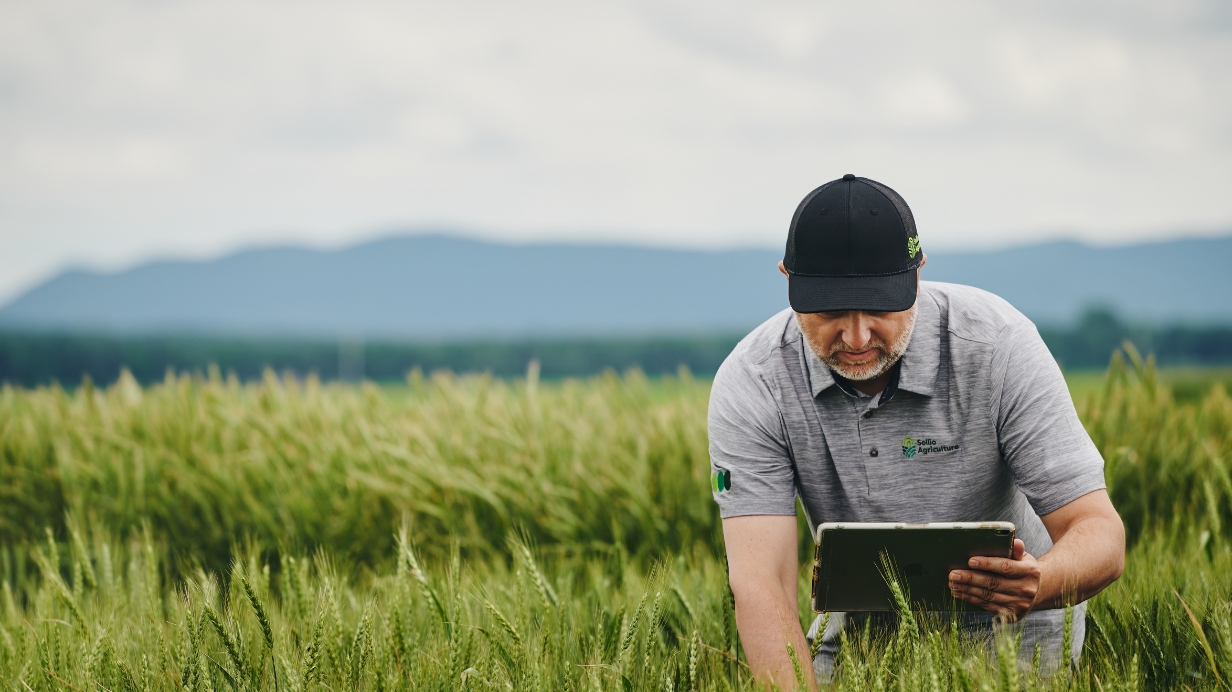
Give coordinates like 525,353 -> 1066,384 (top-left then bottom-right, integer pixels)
712,469 -> 732,493
902,436 -> 959,458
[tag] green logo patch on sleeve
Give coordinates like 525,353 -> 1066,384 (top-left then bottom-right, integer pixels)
711,469 -> 731,493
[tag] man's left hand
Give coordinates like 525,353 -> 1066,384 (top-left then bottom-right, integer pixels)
949,539 -> 1040,621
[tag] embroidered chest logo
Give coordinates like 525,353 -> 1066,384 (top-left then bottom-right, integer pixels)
901,437 -> 917,458
902,437 -> 959,458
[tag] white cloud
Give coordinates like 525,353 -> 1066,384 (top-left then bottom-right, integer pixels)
0,0 -> 1229,302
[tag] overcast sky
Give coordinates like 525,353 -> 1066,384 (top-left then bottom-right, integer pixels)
1,0 -> 1230,303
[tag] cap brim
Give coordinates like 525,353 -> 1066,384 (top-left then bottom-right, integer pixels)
788,270 -> 918,313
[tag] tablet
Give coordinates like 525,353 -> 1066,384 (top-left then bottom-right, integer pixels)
810,521 -> 1016,612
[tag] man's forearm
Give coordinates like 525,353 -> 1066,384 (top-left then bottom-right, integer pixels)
723,515 -> 817,690
1035,514 -> 1125,609
733,580 -> 816,690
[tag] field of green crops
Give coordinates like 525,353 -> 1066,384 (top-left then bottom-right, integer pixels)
1,348 -> 1231,690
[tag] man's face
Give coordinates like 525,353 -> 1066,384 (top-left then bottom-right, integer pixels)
778,255 -> 925,381
796,306 -> 918,381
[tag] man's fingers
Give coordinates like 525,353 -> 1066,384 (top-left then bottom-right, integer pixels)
949,569 -> 1036,600
975,584 -> 995,605
950,586 -> 1028,619
950,585 -> 1015,605
966,557 -> 1035,576
950,569 -> 990,587
949,569 -> 1015,590
950,588 -> 1026,621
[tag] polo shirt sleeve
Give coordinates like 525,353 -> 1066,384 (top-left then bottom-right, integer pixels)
990,320 -> 1107,517
708,352 -> 798,518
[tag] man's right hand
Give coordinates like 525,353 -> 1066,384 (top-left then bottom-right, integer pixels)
723,515 -> 816,691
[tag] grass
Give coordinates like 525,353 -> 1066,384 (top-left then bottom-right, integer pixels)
1063,362 -> 1232,405
2,523 -> 1230,690
0,366 -> 715,571
0,351 -> 1231,689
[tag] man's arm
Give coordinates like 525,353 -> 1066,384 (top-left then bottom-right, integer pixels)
948,489 -> 1125,619
949,316 -> 1125,620
724,515 -> 815,690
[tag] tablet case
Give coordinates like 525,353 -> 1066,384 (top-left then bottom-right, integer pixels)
811,522 -> 1016,612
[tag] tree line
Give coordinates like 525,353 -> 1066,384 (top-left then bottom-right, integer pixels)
2,308 -> 1230,387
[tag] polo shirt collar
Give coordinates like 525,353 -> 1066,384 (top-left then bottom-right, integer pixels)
800,289 -> 941,399
897,290 -> 941,397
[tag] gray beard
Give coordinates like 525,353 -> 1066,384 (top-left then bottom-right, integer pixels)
801,306 -> 918,382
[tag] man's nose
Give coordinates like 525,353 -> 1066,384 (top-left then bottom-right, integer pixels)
843,313 -> 873,349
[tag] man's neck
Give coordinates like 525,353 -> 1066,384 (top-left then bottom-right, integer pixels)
850,371 -> 893,398
831,361 -> 901,400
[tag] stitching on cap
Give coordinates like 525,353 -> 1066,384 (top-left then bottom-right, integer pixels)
844,178 -> 852,262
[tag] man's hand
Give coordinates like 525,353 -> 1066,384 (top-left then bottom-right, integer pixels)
950,489 -> 1126,621
949,539 -> 1040,621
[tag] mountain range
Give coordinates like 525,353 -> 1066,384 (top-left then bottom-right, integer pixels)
1,234 -> 1229,338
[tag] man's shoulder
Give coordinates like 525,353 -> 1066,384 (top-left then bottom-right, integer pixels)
923,281 -> 1035,346
726,307 -> 798,368
709,307 -> 793,426
711,308 -> 798,401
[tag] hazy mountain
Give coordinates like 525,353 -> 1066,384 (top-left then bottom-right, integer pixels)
1,234 -> 1229,337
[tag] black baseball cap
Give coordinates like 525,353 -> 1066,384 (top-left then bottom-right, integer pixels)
783,173 -> 922,313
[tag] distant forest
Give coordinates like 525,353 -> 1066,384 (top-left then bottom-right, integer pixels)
2,308 -> 1231,387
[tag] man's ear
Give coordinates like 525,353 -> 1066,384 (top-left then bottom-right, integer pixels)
778,260 -> 789,278
916,253 -> 926,294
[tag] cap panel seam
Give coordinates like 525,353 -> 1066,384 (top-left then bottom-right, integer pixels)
844,179 -> 852,269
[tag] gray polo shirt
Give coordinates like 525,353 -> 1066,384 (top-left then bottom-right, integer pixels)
709,281 -> 1104,551
709,278 -> 1103,669
708,281 -> 1105,670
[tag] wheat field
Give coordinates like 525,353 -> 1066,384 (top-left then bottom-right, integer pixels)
1,348 -> 1231,690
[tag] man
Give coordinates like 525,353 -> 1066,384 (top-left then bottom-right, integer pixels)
709,174 -> 1125,689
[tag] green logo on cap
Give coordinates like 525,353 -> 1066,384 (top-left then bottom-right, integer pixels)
907,236 -> 921,259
